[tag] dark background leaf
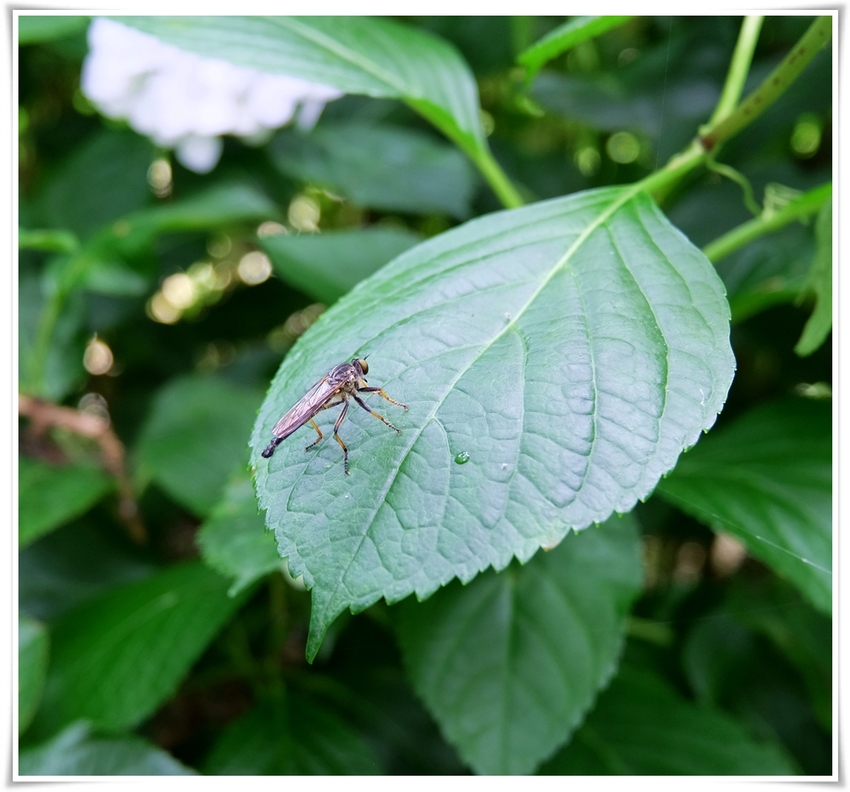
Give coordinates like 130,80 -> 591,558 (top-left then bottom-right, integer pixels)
657,397 -> 831,613
396,514 -> 643,774
540,664 -> 797,774
261,226 -> 421,304
271,122 -> 477,218
19,456 -> 115,546
28,562 -> 251,738
202,692 -> 383,774
134,376 -> 265,517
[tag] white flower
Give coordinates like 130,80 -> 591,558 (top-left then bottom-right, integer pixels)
81,18 -> 344,173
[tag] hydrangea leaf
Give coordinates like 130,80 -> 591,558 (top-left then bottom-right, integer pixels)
116,16 -> 485,154
540,665 -> 797,774
251,187 -> 735,661
395,514 -> 642,774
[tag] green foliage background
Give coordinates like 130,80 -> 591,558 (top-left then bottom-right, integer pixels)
18,15 -> 832,776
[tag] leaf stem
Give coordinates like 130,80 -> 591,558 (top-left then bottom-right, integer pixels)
702,182 -> 831,263
468,144 -> 525,208
699,16 -> 832,152
706,16 -> 764,128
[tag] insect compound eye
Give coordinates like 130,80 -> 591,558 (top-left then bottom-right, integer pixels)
355,358 -> 369,375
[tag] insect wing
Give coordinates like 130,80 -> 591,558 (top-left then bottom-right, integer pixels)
271,375 -> 338,440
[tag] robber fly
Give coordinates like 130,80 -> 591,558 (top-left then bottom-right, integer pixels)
261,357 -> 408,475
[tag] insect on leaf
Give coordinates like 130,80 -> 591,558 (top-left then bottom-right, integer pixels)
252,187 -> 735,661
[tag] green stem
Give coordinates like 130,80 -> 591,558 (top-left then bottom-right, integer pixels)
707,16 -> 764,128
468,145 -> 525,209
702,182 -> 831,263
700,16 -> 832,151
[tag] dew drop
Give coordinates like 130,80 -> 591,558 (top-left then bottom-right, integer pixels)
454,451 -> 470,464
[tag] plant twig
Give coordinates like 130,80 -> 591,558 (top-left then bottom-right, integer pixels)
19,394 -> 147,543
702,182 -> 831,263
699,16 -> 832,152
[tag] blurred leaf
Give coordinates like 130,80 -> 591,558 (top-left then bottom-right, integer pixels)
77,258 -> 149,296
251,187 -> 735,660
540,665 -> 797,774
19,269 -> 88,401
19,722 -> 195,775
117,16 -> 486,155
680,584 -> 831,775
83,182 -> 280,269
34,128 -> 154,241
533,69 -> 716,149
118,182 -> 280,239
203,691 -> 382,774
196,471 -> 280,596
718,224 -> 813,323
19,521 -> 156,622
518,16 -> 633,80
728,577 -> 831,731
29,561 -> 250,736
682,610 -> 762,705
19,616 -> 50,734
795,200 -> 832,356
19,457 -> 115,547
657,398 -> 831,614
18,15 -> 90,45
272,123 -> 477,218
395,514 -> 642,775
260,226 -> 421,304
134,376 -> 265,517
18,228 -> 80,254
531,27 -> 726,163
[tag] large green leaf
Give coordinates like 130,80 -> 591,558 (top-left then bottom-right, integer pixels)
116,16 -> 486,154
203,692 -> 382,774
656,397 -> 831,614
271,123 -> 477,218
261,227 -> 422,304
540,665 -> 797,774
135,376 -> 265,516
196,471 -> 281,596
19,616 -> 50,734
19,722 -> 195,775
19,456 -> 115,546
395,514 -> 642,775
28,561 -> 250,736
251,187 -> 735,660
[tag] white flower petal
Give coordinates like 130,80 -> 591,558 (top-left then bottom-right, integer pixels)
175,135 -> 223,173
82,18 -> 346,162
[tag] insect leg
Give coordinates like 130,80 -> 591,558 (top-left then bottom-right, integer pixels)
353,394 -> 403,434
357,386 -> 408,411
333,400 -> 351,475
304,419 -> 324,452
